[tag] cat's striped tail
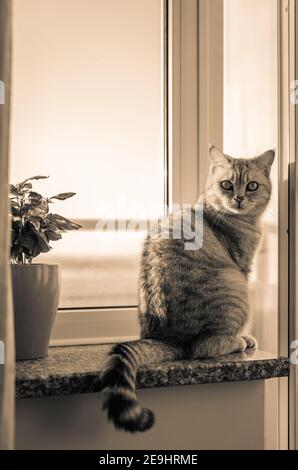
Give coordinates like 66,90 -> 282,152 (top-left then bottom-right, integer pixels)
100,339 -> 185,433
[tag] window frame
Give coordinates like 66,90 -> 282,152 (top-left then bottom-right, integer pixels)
287,0 -> 298,451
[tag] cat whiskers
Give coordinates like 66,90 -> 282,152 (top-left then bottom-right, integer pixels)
211,208 -> 226,229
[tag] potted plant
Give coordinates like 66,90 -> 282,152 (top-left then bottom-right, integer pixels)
10,175 -> 81,360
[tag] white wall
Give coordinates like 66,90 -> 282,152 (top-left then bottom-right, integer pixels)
16,380 -> 277,450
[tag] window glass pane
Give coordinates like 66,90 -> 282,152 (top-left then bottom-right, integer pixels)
224,0 -> 278,353
40,231 -> 144,308
11,0 -> 164,220
11,0 -> 164,308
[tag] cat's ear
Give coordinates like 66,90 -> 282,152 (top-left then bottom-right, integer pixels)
255,149 -> 275,172
209,145 -> 232,170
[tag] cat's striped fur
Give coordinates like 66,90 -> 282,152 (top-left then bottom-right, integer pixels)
100,146 -> 275,432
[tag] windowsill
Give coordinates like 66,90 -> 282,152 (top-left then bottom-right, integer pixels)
15,344 -> 290,399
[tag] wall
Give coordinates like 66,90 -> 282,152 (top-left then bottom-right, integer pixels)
16,380 -> 279,450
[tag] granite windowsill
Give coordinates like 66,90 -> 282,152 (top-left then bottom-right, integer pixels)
15,344 -> 290,399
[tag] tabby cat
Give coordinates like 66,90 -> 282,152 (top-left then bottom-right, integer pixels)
100,145 -> 275,433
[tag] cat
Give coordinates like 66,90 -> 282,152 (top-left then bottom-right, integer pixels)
100,145 -> 275,433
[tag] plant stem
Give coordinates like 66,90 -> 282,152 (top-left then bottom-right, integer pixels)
17,194 -> 24,265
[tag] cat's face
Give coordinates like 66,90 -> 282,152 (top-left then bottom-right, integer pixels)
205,146 -> 275,216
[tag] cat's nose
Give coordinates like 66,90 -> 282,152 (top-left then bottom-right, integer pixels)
233,195 -> 244,205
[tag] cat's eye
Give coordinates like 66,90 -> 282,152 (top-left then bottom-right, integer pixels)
220,180 -> 233,191
246,181 -> 259,192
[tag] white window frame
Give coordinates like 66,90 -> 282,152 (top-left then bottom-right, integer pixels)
277,0 -> 289,450
278,0 -> 296,451
286,0 -> 298,451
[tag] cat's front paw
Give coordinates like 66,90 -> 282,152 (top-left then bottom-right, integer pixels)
241,335 -> 257,350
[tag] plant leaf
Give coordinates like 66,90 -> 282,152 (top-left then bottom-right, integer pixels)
41,220 -> 59,231
20,175 -> 49,186
9,184 -> 18,194
21,231 -> 41,258
34,231 -> 51,253
23,191 -> 43,203
46,213 -> 81,230
45,230 -> 62,241
19,183 -> 33,194
11,201 -> 20,217
27,216 -> 41,231
22,192 -> 49,219
49,192 -> 76,200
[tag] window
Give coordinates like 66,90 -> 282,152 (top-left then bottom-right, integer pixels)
11,0 -> 198,344
11,0 -> 166,313
11,0 -> 278,353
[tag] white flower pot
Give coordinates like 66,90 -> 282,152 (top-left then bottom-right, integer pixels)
12,263 -> 61,360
